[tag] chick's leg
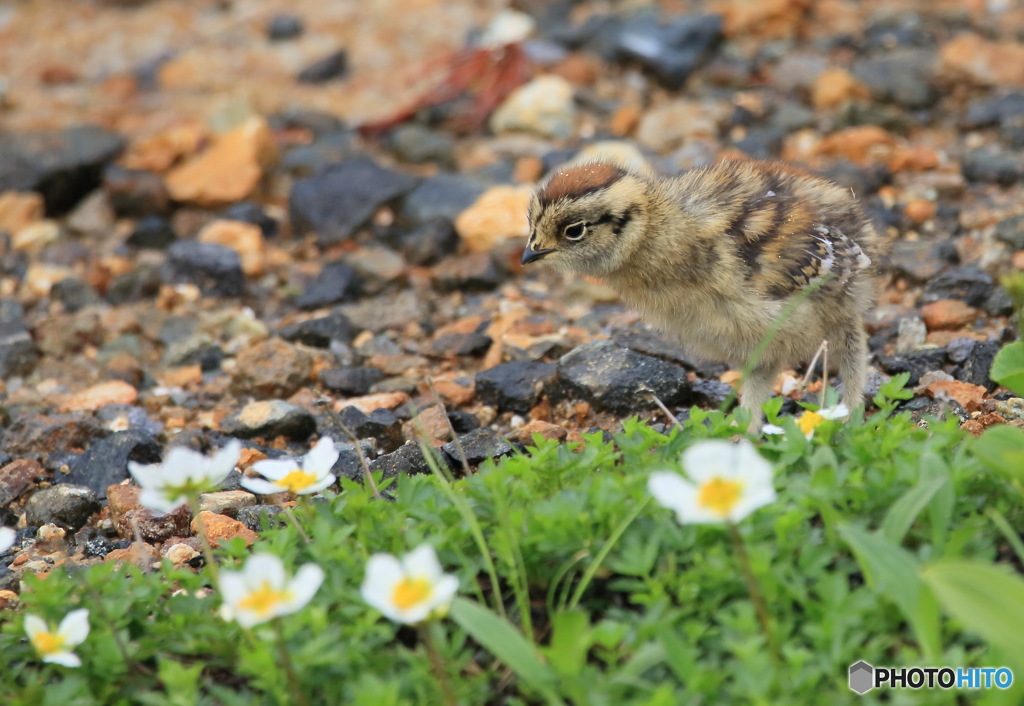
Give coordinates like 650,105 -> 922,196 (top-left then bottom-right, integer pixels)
834,324 -> 868,412
740,364 -> 778,434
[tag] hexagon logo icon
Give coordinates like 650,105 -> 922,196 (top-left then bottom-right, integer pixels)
849,661 -> 874,694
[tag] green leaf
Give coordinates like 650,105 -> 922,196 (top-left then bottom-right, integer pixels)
991,341 -> 1024,396
546,611 -> 590,678
157,657 -> 203,706
881,454 -> 949,545
839,524 -> 941,659
973,425 -> 1024,481
921,559 -> 1024,659
449,598 -> 563,704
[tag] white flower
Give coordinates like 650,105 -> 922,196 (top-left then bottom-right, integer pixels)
0,527 -> 16,554
361,544 -> 459,625
219,553 -> 324,629
762,404 -> 849,439
128,440 -> 242,514
648,439 -> 777,524
242,437 -> 338,496
24,609 -> 90,667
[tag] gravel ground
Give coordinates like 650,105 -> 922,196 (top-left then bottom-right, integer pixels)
1,0 -> 1023,594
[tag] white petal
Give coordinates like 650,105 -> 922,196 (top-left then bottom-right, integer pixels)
219,570 -> 249,606
761,424 -> 785,435
733,440 -> 774,486
304,437 -> 339,476
819,404 -> 850,420
239,477 -> 286,495
730,485 -> 778,522
57,609 -> 90,647
244,553 -> 287,590
429,574 -> 459,611
252,459 -> 299,482
161,447 -> 204,485
394,602 -> 432,625
297,474 -> 336,495
361,553 -> 404,613
0,526 -> 16,553
24,614 -> 48,640
207,440 -> 242,482
403,544 -> 443,582
647,472 -> 695,514
284,564 -> 325,613
233,608 -> 264,629
127,461 -> 162,490
43,651 -> 81,668
137,488 -> 185,515
683,440 -> 744,483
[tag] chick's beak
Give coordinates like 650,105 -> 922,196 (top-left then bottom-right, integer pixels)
521,243 -> 556,265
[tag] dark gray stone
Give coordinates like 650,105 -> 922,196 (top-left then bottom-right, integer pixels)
369,441 -> 451,479
475,361 -> 557,414
770,101 -> 815,132
296,261 -> 362,309
0,125 -> 125,214
96,404 -> 164,436
280,130 -> 358,176
127,215 -> 177,249
329,439 -> 377,482
556,340 -> 690,415
0,414 -> 108,458
298,50 -> 348,83
879,349 -> 948,387
267,14 -> 304,40
237,505 -> 287,532
734,126 -> 786,159
62,430 -> 162,499
290,157 -> 419,245
956,341 -> 1001,391
921,266 -> 994,307
0,320 -> 40,377
103,164 -> 169,217
945,338 -> 976,365
221,400 -> 317,441
852,49 -> 937,109
24,485 -> 100,532
447,410 -> 480,435
431,332 -> 492,357
964,92 -> 1024,129
400,174 -> 485,224
443,428 -> 514,467
431,253 -> 505,292
400,217 -> 460,266
319,367 -> 384,396
221,202 -> 278,238
690,379 -> 733,408
984,287 -> 1015,317
279,310 -> 355,347
615,13 -> 723,89
819,161 -> 890,196
389,125 -> 457,168
106,264 -> 162,303
327,406 -> 403,453
51,278 -> 100,312
995,214 -> 1024,251
888,240 -> 945,282
961,150 -> 1023,186
166,241 -> 244,297
270,110 -> 345,137
612,329 -> 727,378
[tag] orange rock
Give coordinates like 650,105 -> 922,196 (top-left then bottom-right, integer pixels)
888,145 -> 940,172
191,511 -> 258,548
514,156 -> 545,184
720,370 -> 743,387
940,33 -> 1024,87
552,53 -> 598,86
610,104 -> 642,137
904,199 -> 937,225
159,364 -> 203,389
455,185 -> 531,254
335,391 -> 410,415
432,379 -> 475,406
926,330 -> 985,347
434,315 -> 490,338
921,299 -> 977,330
0,590 -> 19,609
815,126 -> 895,165
720,0 -> 809,39
925,380 -> 987,412
1012,250 -> 1024,270
165,117 -> 277,207
0,191 -> 44,234
197,219 -> 265,276
416,406 -> 451,442
120,122 -> 208,172
39,64 -> 78,84
811,67 -> 868,109
510,420 -> 568,443
105,542 -> 161,569
60,380 -> 137,412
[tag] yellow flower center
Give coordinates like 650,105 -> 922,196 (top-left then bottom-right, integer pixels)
32,631 -> 65,655
238,582 -> 292,617
697,477 -> 744,517
392,577 -> 432,611
797,411 -> 825,437
276,470 -> 318,493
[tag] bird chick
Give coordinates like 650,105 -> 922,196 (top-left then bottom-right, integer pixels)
523,159 -> 879,430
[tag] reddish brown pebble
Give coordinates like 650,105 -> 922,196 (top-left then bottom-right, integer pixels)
191,511 -> 259,548
511,420 -> 568,443
925,380 -> 987,412
920,299 -> 977,330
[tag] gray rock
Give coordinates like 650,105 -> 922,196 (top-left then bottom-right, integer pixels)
166,241 -> 244,297
961,150 -> 1023,186
921,266 -> 994,307
400,174 -> 485,225
0,125 -> 125,214
106,264 -> 162,303
389,125 -> 456,168
431,253 -> 506,292
221,202 -> 278,238
995,214 -> 1024,251
62,429 -> 162,499
24,485 -> 100,531
945,337 -> 976,365
237,505 -> 287,532
369,441 -> 451,480
475,361 -> 557,414
280,310 -> 355,347
690,379 -> 733,408
400,217 -> 460,266
0,414 -> 108,458
879,349 -> 948,387
339,290 -> 429,333
280,130 -> 358,176
895,317 -> 927,355
612,329 -> 727,378
296,262 -> 362,310
0,320 -> 40,377
51,278 -> 100,312
852,49 -> 937,109
221,400 -> 317,441
770,100 -> 815,132
298,49 -> 347,83
96,404 -> 163,435
329,439 -> 377,483
443,428 -> 514,467
956,341 -> 1001,391
964,92 -> 1024,129
556,340 -> 690,414
103,164 -> 169,217
267,14 -> 304,41
319,367 -> 384,396
326,406 -> 403,453
431,332 -> 492,357
127,215 -> 176,249
0,459 -> 39,508
888,240 -> 945,282
615,12 -> 723,90
290,157 -> 419,245
984,287 -> 1015,317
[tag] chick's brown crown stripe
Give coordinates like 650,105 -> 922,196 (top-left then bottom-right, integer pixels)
538,163 -> 627,206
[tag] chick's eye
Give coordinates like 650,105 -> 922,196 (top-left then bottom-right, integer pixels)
563,222 -> 587,240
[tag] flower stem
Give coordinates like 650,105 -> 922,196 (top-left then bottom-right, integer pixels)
188,496 -> 220,588
419,623 -> 457,706
728,523 -> 782,668
273,619 -> 311,706
279,502 -> 312,544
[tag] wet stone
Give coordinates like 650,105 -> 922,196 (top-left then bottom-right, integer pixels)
23,485 -> 100,532
166,241 -> 244,297
103,164 -> 169,217
475,361 -> 557,414
296,261 -> 362,310
279,310 -> 355,347
220,400 -> 316,441
556,340 -> 690,415
298,49 -> 348,83
443,428 -> 514,467
127,215 -> 176,249
290,157 -> 418,245
319,366 -> 384,396
400,175 -> 485,225
921,266 -> 994,308
431,332 -> 492,357
62,429 -> 161,499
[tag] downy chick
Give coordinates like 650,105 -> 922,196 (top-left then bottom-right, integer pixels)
522,159 -> 879,430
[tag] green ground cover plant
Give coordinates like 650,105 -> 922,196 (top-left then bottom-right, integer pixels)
1,375 -> 1024,705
